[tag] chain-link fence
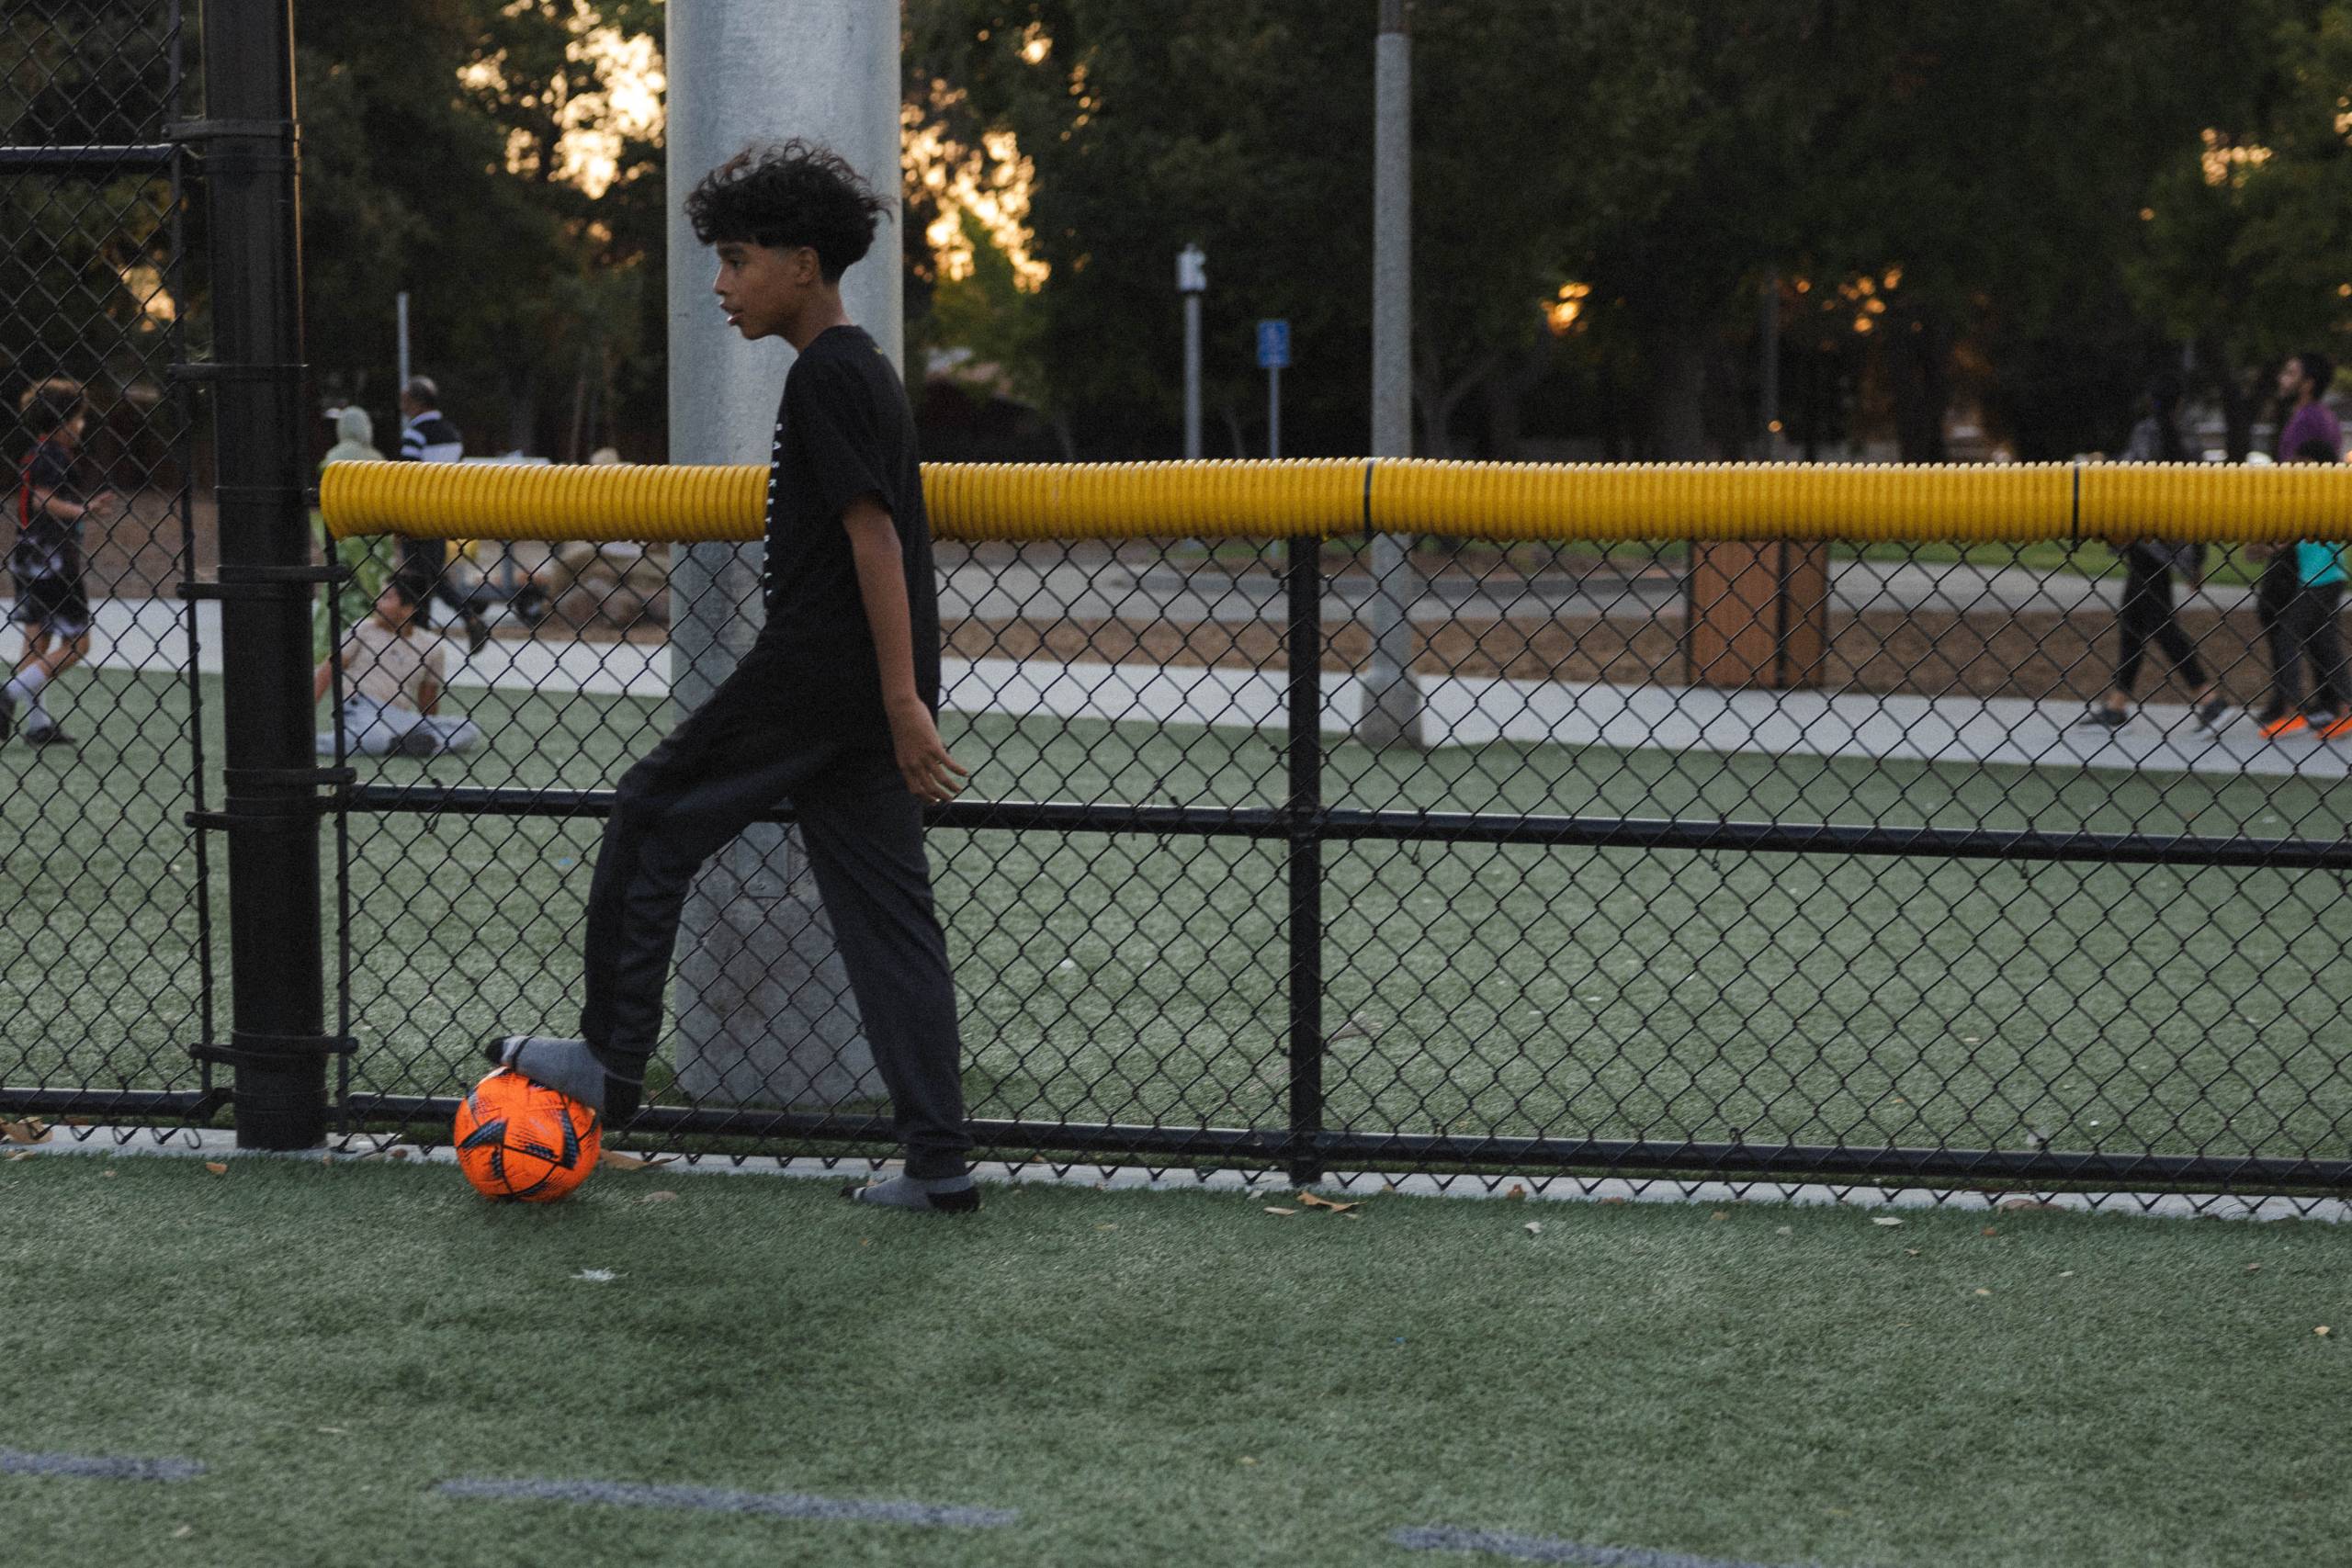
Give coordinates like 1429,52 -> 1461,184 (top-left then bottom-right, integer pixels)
0,1 -> 221,1132
7,4 -> 2348,1213
322,470 -> 2352,1210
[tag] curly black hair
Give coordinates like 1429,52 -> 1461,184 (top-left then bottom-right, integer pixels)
684,139 -> 892,283
17,377 -> 87,436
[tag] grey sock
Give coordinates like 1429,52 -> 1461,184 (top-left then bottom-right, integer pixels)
497,1035 -> 629,1119
845,1172 -> 978,1213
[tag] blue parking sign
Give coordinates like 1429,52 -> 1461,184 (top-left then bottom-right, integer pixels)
1256,319 -> 1291,369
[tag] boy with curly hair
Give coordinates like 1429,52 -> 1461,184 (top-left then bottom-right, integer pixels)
488,141 -> 979,1212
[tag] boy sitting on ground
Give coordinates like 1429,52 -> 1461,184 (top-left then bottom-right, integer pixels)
312,571 -> 481,758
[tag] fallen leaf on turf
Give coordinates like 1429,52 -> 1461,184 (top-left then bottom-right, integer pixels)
1905,1248 -> 1921,1257
2245,1263 -> 2262,1274
571,1269 -> 618,1283
173,1524 -> 195,1540
2058,1270 -> 2074,1278
316,1426 -> 348,1435
1262,1206 -> 1296,1216
1505,1185 -> 1527,1200
1774,1225 -> 1792,1235
1599,1196 -> 1625,1205
642,1190 -> 679,1204
101,1168 -> 115,1179
1998,1198 -> 2060,1213
2317,1325 -> 2332,1337
1974,1288 -> 1993,1297
1981,1226 -> 1998,1237
387,1147 -> 410,1161
1238,1456 -> 1258,1466
203,1162 -> 227,1176
5,1150 -> 34,1162
2,1118 -> 51,1145
1096,1224 -> 1117,1231
1295,1191 -> 1358,1213
1872,1216 -> 1904,1227
1524,1221 -> 1543,1235
1709,1211 -> 1728,1222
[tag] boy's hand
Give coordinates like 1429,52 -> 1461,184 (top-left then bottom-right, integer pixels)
888,699 -> 969,804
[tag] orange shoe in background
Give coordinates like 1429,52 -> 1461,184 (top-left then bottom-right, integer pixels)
2321,713 -> 2352,739
2259,711 -> 2312,739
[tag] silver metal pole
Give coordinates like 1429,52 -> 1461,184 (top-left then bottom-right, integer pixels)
1359,0 -> 1423,749
1183,293 -> 1203,459
395,290 -> 410,393
665,0 -> 902,1108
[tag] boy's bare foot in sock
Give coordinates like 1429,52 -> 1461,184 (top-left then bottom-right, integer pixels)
843,1172 -> 980,1213
485,1035 -> 641,1122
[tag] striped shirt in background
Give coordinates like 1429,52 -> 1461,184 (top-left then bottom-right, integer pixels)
399,411 -> 463,465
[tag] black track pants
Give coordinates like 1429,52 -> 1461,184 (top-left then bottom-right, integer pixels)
577,644 -> 972,1179
2113,555 -> 2205,695
2261,561 -> 2350,717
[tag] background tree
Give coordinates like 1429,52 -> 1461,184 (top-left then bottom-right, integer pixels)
294,0 -> 666,458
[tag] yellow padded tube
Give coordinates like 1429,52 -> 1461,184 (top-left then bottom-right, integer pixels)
923,457 -> 1364,540
321,456 -> 2352,545
2076,461 -> 2352,544
321,461 -> 763,544
1374,460 -> 2079,543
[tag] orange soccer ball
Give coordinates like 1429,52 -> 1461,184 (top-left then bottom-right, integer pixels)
454,1067 -> 601,1202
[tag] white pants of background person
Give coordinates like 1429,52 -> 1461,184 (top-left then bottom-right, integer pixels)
317,693 -> 481,757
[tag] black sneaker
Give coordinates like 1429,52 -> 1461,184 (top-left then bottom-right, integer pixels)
0,693 -> 13,745
2196,696 -> 2229,730
2076,705 -> 2127,729
24,725 -> 78,750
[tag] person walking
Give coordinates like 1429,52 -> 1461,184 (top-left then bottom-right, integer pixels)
2251,354 -> 2349,738
2084,382 -> 2224,729
392,376 -> 490,652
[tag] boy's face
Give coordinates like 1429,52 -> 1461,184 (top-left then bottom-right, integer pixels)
712,240 -> 821,341
375,583 -> 416,626
2280,358 -> 2310,402
51,412 -> 85,449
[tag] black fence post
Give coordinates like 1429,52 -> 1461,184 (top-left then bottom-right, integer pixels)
198,0 -> 326,1148
1285,530 -> 1325,1186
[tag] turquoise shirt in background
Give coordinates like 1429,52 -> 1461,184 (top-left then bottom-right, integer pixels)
2295,540 -> 2346,588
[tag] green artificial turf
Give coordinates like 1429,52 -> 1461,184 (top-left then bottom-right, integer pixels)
6,668 -> 2352,1171
0,1156 -> 2345,1568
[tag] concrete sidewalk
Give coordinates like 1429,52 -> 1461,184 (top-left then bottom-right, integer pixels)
62,594 -> 2346,783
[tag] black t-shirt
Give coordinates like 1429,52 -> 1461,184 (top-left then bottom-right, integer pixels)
13,438 -> 83,581
758,324 -> 941,725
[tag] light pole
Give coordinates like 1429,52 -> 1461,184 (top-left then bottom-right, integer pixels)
1178,243 -> 1206,458
1359,0 -> 1424,749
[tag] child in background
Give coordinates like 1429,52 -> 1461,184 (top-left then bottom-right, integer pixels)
313,572 -> 481,757
2250,437 -> 2351,738
7,379 -> 118,748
